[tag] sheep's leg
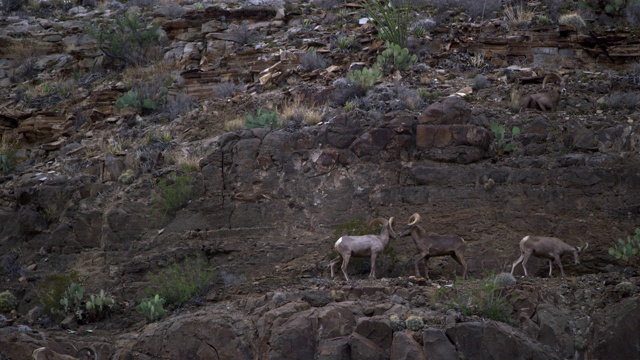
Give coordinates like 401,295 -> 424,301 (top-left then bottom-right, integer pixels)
369,252 -> 377,279
414,253 -> 426,278
554,255 -> 565,278
329,257 -> 341,279
510,253 -> 524,276
521,252 -> 532,277
548,259 -> 553,277
341,254 -> 351,281
452,252 -> 467,280
423,256 -> 431,280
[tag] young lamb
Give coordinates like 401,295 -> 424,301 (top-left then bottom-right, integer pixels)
510,235 -> 588,278
398,213 -> 467,280
329,217 -> 396,281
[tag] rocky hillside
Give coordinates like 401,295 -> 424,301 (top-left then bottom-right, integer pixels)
1,0 -> 640,359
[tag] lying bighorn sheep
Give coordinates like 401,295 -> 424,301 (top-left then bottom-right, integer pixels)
518,72 -> 567,111
32,346 -> 97,360
510,235 -> 589,278
329,217 -> 397,281
398,213 -> 467,280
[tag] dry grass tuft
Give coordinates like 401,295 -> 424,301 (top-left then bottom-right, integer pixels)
504,2 -> 535,28
558,12 -> 586,30
282,100 -> 324,126
224,118 -> 245,132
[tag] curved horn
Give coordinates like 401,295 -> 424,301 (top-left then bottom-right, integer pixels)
368,217 -> 387,228
581,243 -> 589,252
542,72 -> 564,89
388,216 -> 397,237
407,213 -> 420,226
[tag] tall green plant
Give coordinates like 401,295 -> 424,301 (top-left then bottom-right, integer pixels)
362,0 -> 413,48
490,123 -> 520,155
87,13 -> 162,67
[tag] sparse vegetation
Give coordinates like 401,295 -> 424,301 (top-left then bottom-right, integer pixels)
282,101 -> 324,126
504,1 -> 536,28
213,81 -> 245,99
490,123 -> 521,155
152,171 -> 197,217
438,275 -> 513,323
605,91 -> 640,110
559,12 -> 587,29
245,109 -> 280,129
299,49 -> 331,72
36,272 -> 81,321
347,66 -> 383,94
0,290 -> 18,313
362,0 -> 413,47
0,150 -> 16,175
376,42 -> 418,72
85,289 -> 115,321
136,294 -> 167,322
87,13 -> 164,68
609,228 -> 640,266
145,256 -> 216,307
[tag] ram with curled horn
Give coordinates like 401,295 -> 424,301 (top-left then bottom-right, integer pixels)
517,72 -> 568,112
398,213 -> 468,280
329,217 -> 397,281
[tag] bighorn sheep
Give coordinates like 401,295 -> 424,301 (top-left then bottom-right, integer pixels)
518,72 -> 567,112
510,235 -> 589,278
329,217 -> 397,281
398,213 -> 467,280
32,347 -> 97,360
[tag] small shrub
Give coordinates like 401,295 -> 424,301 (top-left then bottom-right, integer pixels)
36,272 -> 80,321
161,2 -> 186,18
615,281 -> 635,297
559,12 -> 587,29
118,169 -> 136,184
362,0 -> 413,47
116,88 -> 164,114
405,315 -> 424,331
226,22 -> 259,46
490,123 -> 520,155
605,91 -> 640,110
0,291 -> 18,313
347,66 -> 383,94
164,93 -> 197,119
626,0 -> 640,27
145,257 -> 215,307
609,228 -> 640,265
472,75 -> 491,91
299,49 -> 331,72
136,294 -> 166,322
0,150 -> 16,175
1,252 -> 23,278
87,13 -> 164,68
332,78 -> 363,105
579,0 -> 627,15
152,172 -> 196,217
493,272 -> 517,287
376,42 -> 418,72
213,81 -> 245,99
446,276 -> 513,322
1,0 -> 24,11
245,109 -> 279,129
335,35 -> 358,51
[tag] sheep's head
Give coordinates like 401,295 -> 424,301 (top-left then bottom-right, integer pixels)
573,243 -> 589,265
369,217 -> 397,238
542,72 -> 567,96
398,213 -> 420,237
